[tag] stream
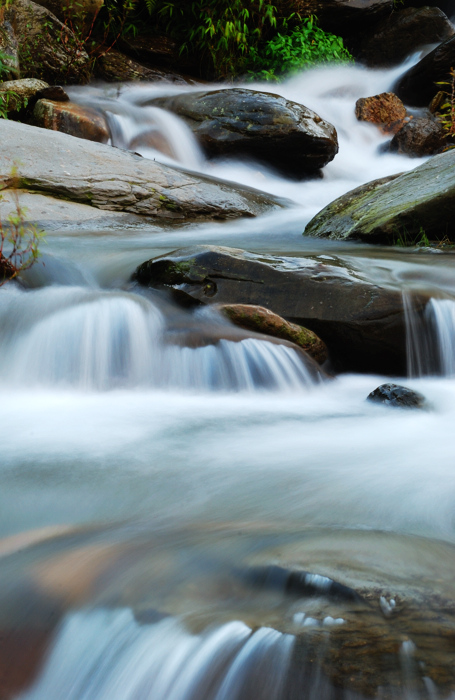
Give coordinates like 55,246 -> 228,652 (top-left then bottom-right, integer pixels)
2,58 -> 455,699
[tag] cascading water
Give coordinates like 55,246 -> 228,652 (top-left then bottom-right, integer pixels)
405,295 -> 455,377
5,53 -> 455,700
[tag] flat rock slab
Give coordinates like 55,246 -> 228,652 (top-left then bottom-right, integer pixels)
0,120 -> 285,222
133,245 -> 429,374
148,88 -> 338,178
304,149 -> 455,244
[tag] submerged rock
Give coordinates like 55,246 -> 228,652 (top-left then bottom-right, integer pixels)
367,383 -> 426,408
148,89 -> 338,178
0,120 -> 284,223
355,92 -> 409,134
395,33 -> 455,106
33,99 -> 110,144
133,245 -> 428,374
304,149 -> 455,244
357,6 -> 454,67
218,304 -> 328,364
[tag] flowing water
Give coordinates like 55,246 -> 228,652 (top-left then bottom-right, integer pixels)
3,58 -> 455,699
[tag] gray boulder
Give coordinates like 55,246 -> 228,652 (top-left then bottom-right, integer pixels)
148,88 -> 338,178
133,245 -> 429,374
0,120 -> 285,223
390,117 -> 447,156
0,78 -> 48,113
304,149 -> 455,244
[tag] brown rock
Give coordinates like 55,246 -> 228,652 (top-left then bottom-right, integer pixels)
37,85 -> 70,102
355,92 -> 409,134
33,99 -> 110,144
218,304 -> 328,364
94,49 -> 193,85
390,117 -> 447,156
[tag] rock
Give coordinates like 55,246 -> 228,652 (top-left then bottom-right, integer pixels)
218,303 -> 328,364
0,78 -> 48,113
31,0 -> 103,33
0,20 -> 20,80
118,31 -> 179,68
367,383 -> 426,408
94,49 -> 192,85
355,92 -> 409,134
36,85 -> 70,102
357,6 -> 454,67
6,0 -> 91,85
148,88 -> 338,178
133,245 -> 428,374
304,149 -> 455,244
33,99 -> 110,144
294,0 -> 393,39
390,117 -> 447,156
395,34 -> 455,107
0,120 -> 285,223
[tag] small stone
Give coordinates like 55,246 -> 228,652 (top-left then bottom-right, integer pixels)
37,86 -> 70,102
367,383 -> 425,408
355,93 -> 409,135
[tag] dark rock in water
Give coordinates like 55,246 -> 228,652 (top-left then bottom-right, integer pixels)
148,88 -> 338,178
133,245 -> 429,375
304,148 -> 455,244
94,49 -> 192,85
367,383 -> 425,408
357,6 -> 454,67
355,92 -> 409,134
395,34 -> 455,107
390,117 -> 447,156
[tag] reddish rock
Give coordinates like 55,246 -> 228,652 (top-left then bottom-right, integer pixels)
355,92 -> 409,134
33,99 -> 110,144
219,303 -> 328,364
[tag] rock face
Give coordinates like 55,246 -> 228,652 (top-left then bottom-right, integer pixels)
94,49 -> 192,85
355,92 -> 408,134
0,20 -> 20,80
6,0 -> 91,85
367,383 -> 426,408
358,6 -> 454,67
390,117 -> 447,156
149,89 -> 338,178
31,0 -> 103,32
395,34 -> 455,107
217,304 -> 328,364
133,245 -> 428,374
0,120 -> 285,223
304,149 -> 455,244
33,99 -> 110,144
0,78 -> 48,113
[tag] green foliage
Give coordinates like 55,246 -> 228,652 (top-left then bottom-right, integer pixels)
0,168 -> 45,286
247,15 -> 353,81
0,49 -> 21,119
393,226 -> 430,248
436,68 -> 455,148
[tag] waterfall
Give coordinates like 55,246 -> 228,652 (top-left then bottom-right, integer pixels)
20,610 -> 294,700
404,295 -> 455,377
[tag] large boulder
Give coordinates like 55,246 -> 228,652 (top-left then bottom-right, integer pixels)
304,149 -> 455,244
357,6 -> 454,67
6,0 -> 91,85
390,117 -> 447,156
148,89 -> 338,178
395,34 -> 455,107
93,49 -> 192,85
133,245 -> 428,374
31,0 -> 103,33
0,120 -> 285,223
33,99 -> 110,143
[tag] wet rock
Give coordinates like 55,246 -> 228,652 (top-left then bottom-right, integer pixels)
94,49 -> 192,85
218,303 -> 328,364
0,78 -> 48,114
355,92 -> 409,134
33,99 -> 110,144
367,383 -> 426,408
0,20 -> 20,80
149,89 -> 338,178
395,33 -> 455,107
390,117 -> 447,156
304,148 -> 455,244
357,6 -> 454,67
0,120 -> 285,223
133,245 -> 428,374
6,0 -> 91,84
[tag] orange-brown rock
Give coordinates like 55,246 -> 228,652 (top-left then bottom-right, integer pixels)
33,99 -> 110,144
218,303 -> 328,364
355,92 -> 409,134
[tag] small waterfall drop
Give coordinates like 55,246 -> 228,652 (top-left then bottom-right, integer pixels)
20,610 -> 294,700
405,296 -> 455,378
